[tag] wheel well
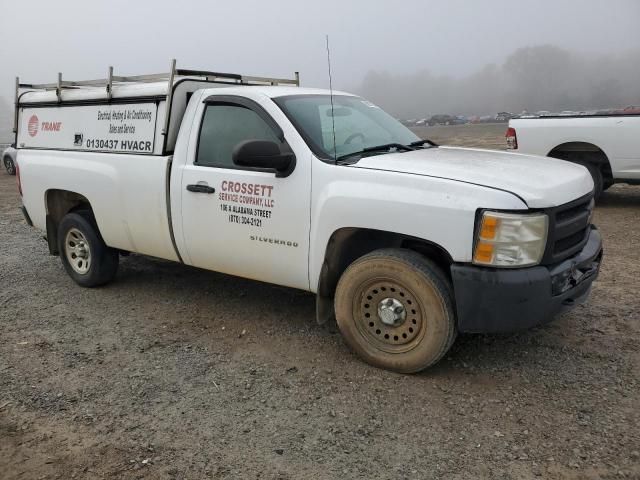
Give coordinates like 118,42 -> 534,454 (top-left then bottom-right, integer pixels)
548,142 -> 613,186
315,228 -> 453,323
45,190 -> 92,255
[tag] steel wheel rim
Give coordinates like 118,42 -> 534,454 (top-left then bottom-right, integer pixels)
65,228 -> 91,274
353,277 -> 427,354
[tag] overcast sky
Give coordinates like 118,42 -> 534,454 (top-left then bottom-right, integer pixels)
1,0 -> 639,99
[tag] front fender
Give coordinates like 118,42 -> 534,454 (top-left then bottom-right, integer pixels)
308,164 -> 527,292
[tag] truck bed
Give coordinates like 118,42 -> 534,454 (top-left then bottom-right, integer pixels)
19,149 -> 179,262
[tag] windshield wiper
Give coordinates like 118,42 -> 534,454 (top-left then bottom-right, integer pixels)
336,143 -> 414,162
363,142 -> 415,153
409,139 -> 438,148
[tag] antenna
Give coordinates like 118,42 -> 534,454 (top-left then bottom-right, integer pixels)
326,34 -> 338,162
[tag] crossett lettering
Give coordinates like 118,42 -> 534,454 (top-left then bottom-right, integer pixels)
221,180 -> 273,197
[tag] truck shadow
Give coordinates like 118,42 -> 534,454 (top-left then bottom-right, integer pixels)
597,185 -> 640,209
112,253 -> 583,376
113,253 -> 317,330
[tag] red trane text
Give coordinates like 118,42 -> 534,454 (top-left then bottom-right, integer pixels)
41,121 -> 62,132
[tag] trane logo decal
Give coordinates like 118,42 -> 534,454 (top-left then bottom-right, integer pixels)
42,121 -> 62,132
27,115 -> 62,136
28,115 -> 39,137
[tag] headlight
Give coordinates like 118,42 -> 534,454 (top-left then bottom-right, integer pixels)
473,211 -> 548,267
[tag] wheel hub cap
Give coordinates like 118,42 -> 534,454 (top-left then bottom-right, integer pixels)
357,281 -> 425,353
377,297 -> 406,326
65,228 -> 91,274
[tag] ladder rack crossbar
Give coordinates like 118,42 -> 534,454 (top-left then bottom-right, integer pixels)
14,60 -> 300,135
17,65 -> 299,92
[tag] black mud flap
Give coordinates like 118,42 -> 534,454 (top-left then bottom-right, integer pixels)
316,295 -> 335,325
20,206 -> 33,227
46,214 -> 59,255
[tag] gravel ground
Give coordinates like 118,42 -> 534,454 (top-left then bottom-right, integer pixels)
410,123 -> 508,150
1,129 -> 639,479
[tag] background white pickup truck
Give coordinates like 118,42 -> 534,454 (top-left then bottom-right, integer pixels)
507,114 -> 640,199
14,62 -> 602,373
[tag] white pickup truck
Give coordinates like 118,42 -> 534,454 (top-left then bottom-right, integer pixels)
507,113 -> 640,199
14,62 -> 602,372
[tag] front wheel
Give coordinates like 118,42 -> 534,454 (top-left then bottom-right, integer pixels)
3,156 -> 15,175
335,249 -> 456,373
57,212 -> 119,287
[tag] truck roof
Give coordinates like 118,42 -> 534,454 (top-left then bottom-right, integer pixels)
198,86 -> 354,99
19,84 -> 353,105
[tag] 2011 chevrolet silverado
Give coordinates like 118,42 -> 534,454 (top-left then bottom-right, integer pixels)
13,61 -> 602,372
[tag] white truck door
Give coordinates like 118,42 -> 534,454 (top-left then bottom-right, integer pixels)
178,95 -> 311,290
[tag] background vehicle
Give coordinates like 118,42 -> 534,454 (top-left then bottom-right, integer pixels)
2,144 -> 16,175
495,112 -> 513,122
14,61 -> 602,373
507,112 -> 640,199
428,114 -> 455,126
614,105 -> 640,114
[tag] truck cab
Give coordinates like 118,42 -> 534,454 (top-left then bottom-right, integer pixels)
15,61 -> 603,373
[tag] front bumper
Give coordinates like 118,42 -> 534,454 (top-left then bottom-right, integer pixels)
451,227 -> 602,333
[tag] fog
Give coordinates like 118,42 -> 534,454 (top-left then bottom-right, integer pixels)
1,0 -> 639,141
358,46 -> 640,118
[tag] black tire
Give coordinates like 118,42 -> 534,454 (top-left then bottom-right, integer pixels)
579,162 -> 603,201
3,156 -> 15,175
549,151 -> 606,201
334,248 -> 456,373
57,212 -> 119,287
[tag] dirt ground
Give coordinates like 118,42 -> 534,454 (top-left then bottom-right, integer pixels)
1,125 -> 639,479
411,123 -> 509,150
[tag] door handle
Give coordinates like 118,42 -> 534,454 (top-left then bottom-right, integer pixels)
186,183 -> 216,194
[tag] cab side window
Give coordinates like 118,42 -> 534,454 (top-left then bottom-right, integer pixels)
197,104 -> 280,168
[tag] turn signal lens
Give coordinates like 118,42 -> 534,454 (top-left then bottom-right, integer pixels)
473,211 -> 548,267
479,215 -> 499,240
474,242 -> 494,263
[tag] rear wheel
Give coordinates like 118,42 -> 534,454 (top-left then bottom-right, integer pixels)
335,249 -> 456,373
548,150 -> 607,201
3,156 -> 15,175
57,212 -> 119,287
579,162 -> 603,201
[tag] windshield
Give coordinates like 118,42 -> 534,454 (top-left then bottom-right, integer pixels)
273,94 -> 421,162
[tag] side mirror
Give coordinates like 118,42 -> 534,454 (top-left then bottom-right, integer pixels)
232,140 -> 296,177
